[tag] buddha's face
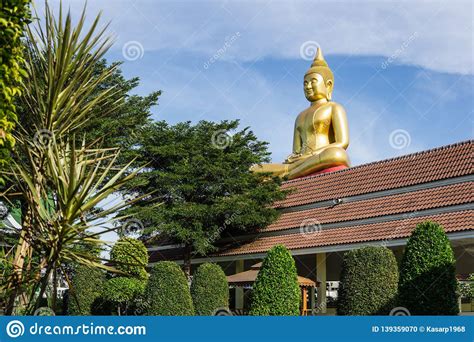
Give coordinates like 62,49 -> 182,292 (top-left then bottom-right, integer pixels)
304,73 -> 332,102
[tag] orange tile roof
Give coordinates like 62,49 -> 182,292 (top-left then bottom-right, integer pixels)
276,140 -> 473,208
217,211 -> 473,256
265,182 -> 473,232
148,141 -> 474,262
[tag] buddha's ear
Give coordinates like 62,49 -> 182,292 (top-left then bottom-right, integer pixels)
326,79 -> 333,100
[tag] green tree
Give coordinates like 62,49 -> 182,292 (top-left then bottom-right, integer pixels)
79,60 -> 160,152
337,246 -> 398,315
2,24 -> 159,313
250,245 -> 300,316
0,0 -> 30,177
2,4 -> 146,315
123,120 -> 287,275
145,261 -> 194,316
102,238 -> 148,315
398,221 -> 459,315
110,237 -> 148,280
102,277 -> 146,316
15,58 -> 160,159
191,263 -> 229,315
68,265 -> 104,315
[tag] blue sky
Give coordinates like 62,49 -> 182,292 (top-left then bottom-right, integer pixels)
32,0 -> 473,249
40,0 -> 473,165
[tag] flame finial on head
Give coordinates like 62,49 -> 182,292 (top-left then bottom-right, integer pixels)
312,47 -> 327,67
305,47 -> 333,82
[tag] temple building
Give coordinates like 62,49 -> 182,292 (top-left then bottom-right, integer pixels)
147,48 -> 473,314
148,140 -> 473,313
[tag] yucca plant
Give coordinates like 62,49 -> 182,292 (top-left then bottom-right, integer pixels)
1,3 -> 146,314
11,136 -> 144,313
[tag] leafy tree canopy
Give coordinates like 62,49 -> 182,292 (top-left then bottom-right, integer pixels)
0,0 -> 31,181
15,57 -> 160,162
123,120 -> 287,270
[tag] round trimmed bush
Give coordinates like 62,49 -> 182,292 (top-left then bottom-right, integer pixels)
398,221 -> 458,315
101,277 -> 146,316
68,265 -> 104,315
145,261 -> 194,316
337,246 -> 398,315
110,237 -> 148,279
250,244 -> 300,316
102,277 -> 146,304
191,263 -> 229,315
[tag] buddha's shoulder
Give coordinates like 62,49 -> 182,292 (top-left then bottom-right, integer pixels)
313,102 -> 345,114
296,106 -> 312,118
325,101 -> 345,111
297,102 -> 345,117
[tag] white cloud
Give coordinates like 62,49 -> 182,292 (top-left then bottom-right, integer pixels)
38,0 -> 473,75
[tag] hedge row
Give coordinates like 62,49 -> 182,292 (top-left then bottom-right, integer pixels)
68,222 -> 459,316
338,221 -> 459,316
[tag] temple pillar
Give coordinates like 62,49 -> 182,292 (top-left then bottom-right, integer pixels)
316,252 -> 327,314
235,260 -> 244,310
310,286 -> 316,314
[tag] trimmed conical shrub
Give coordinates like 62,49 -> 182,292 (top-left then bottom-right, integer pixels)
250,244 -> 300,315
145,261 -> 194,315
110,237 -> 148,279
68,265 -> 104,315
191,263 -> 229,315
337,246 -> 398,315
398,221 -> 458,315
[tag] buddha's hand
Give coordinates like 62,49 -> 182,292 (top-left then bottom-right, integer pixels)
284,153 -> 302,164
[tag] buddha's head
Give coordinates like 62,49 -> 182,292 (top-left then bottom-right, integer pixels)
304,48 -> 334,102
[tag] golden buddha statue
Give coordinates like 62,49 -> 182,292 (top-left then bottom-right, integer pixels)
251,47 -> 350,180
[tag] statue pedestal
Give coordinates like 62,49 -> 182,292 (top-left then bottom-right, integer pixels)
306,165 -> 348,178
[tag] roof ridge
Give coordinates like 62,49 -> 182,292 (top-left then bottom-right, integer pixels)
283,139 -> 473,185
